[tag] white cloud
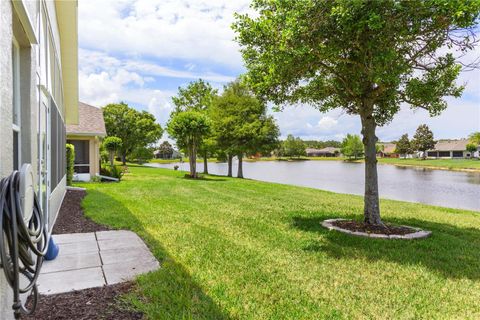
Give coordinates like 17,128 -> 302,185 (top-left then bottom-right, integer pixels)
79,0 -> 251,69
317,116 -> 338,131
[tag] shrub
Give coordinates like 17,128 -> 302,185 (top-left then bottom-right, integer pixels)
103,136 -> 122,166
66,144 -> 75,186
100,164 -> 124,181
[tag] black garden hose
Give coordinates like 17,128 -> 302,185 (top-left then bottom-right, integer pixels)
0,171 -> 48,319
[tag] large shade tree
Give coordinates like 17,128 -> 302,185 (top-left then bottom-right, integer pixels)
103,103 -> 163,164
234,0 -> 480,225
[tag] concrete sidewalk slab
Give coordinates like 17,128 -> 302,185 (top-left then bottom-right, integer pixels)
41,251 -> 101,274
53,232 -> 96,244
38,230 -> 159,295
100,247 -> 153,265
59,240 -> 98,255
38,267 -> 105,295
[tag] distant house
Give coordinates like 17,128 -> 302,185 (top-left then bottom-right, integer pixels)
378,143 -> 399,158
67,102 -> 107,181
154,149 -> 182,159
426,139 -> 473,159
306,147 -> 341,157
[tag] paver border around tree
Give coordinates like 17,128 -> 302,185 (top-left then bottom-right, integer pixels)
322,218 -> 432,240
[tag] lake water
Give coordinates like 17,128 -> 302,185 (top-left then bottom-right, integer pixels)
147,160 -> 480,211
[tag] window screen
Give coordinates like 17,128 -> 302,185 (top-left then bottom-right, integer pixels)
452,151 -> 463,158
427,151 -> 437,157
50,102 -> 66,190
438,151 -> 450,157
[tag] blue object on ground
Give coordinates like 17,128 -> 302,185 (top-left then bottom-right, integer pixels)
44,237 -> 59,261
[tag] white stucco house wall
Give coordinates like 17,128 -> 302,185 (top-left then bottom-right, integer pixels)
0,1 -> 79,318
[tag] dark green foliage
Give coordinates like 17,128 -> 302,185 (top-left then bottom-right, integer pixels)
103,136 -> 123,166
167,110 -> 211,178
66,143 -> 75,186
130,146 -> 154,164
100,164 -> 124,181
172,79 -> 218,113
395,134 -> 413,157
341,134 -> 364,160
103,102 -> 163,164
412,124 -> 435,158
210,80 -> 280,159
304,140 -> 341,149
466,143 -> 477,153
281,134 -> 306,158
157,141 -> 175,159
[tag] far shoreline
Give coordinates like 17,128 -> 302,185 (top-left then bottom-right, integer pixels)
149,157 -> 480,173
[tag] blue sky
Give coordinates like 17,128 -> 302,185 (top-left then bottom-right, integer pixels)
78,0 -> 480,142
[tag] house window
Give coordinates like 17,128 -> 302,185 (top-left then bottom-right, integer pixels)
68,140 -> 90,174
12,39 -> 21,170
427,151 -> 437,157
438,151 -> 450,157
452,151 -> 463,158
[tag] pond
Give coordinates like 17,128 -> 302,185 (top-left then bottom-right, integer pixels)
147,160 -> 480,211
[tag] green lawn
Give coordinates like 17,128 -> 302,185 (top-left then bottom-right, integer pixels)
80,166 -> 480,319
378,158 -> 480,171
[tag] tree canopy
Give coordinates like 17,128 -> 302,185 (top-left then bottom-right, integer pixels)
341,134 -> 364,160
210,80 -> 280,177
234,0 -> 480,225
412,124 -> 435,158
157,141 -> 174,159
282,135 -> 307,158
167,110 -> 211,178
103,136 -> 122,166
395,134 -> 413,157
103,102 -> 163,164
172,79 -> 218,113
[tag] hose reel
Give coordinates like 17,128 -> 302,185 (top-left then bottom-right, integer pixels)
0,164 -> 48,319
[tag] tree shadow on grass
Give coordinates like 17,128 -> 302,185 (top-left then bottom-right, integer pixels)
83,189 -> 231,320
291,215 -> 480,281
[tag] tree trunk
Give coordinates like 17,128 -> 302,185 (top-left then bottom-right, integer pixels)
121,153 -> 126,165
360,113 -> 382,226
227,154 -> 233,177
109,151 -> 114,166
203,151 -> 208,174
189,144 -> 197,178
237,154 -> 244,178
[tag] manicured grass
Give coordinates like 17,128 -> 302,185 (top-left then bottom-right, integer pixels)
81,166 -> 480,319
378,157 -> 480,171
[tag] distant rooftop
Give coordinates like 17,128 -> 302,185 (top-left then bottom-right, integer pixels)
430,139 -> 469,151
382,143 -> 396,154
67,102 -> 106,137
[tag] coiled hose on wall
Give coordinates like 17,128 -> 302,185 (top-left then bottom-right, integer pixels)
0,170 -> 48,319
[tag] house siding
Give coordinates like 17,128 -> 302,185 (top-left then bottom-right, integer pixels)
0,1 -> 76,318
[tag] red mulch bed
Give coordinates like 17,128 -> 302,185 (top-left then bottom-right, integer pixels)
52,190 -> 111,234
332,220 -> 416,235
21,189 -> 143,319
24,282 -> 142,320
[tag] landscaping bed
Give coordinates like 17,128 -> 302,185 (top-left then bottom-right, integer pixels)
24,282 -> 142,320
331,219 -> 415,235
52,190 -> 111,234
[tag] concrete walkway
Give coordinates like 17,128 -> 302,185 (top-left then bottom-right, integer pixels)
38,230 -> 159,295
